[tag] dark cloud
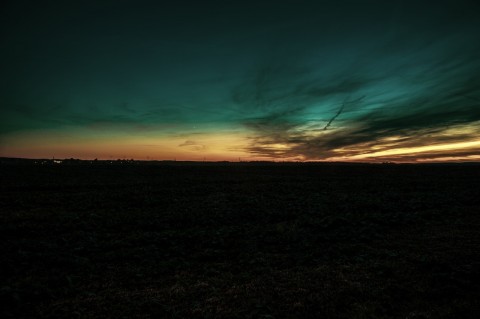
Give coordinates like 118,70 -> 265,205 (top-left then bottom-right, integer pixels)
236,42 -> 480,160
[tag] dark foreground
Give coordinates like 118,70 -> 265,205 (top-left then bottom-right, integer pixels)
1,164 -> 479,318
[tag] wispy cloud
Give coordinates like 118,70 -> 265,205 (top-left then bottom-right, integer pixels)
178,140 -> 206,151
233,39 -> 480,161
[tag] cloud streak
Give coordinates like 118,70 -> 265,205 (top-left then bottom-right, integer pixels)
233,36 -> 480,161
179,140 -> 206,151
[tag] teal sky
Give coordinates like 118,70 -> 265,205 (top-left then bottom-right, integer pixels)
1,0 -> 480,161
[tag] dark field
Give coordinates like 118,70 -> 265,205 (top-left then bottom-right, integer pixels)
1,163 -> 479,318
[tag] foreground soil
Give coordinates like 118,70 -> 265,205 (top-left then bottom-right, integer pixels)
1,163 -> 479,318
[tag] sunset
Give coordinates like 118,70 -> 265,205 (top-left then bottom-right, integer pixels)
1,0 -> 479,162
1,1 -> 479,318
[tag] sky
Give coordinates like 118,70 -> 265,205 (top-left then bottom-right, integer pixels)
1,0 -> 480,162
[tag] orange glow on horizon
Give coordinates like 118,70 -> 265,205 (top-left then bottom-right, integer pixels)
1,126 -> 480,163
